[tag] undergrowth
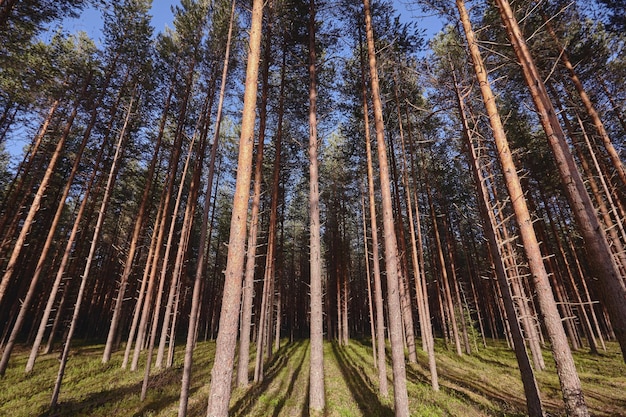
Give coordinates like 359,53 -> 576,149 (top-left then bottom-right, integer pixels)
0,338 -> 624,416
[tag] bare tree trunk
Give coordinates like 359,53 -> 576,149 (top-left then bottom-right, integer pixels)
363,0 -> 409,414
361,192 -> 378,369
0,75 -> 100,374
494,0 -> 626,363
50,90 -> 134,409
544,18 -> 626,188
0,75 -> 91,309
178,4 -> 235,415
205,0 -> 263,414
0,99 -> 58,243
359,29 -> 388,396
122,196 -> 163,369
24,126 -> 108,373
239,7 -> 272,385
156,91 -> 213,369
308,0 -> 325,412
452,59 -> 544,414
140,133 -> 196,400
102,83 -> 173,363
457,1 -> 588,414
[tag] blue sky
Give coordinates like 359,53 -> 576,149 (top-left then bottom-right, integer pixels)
6,1 -> 444,163
63,1 -> 444,45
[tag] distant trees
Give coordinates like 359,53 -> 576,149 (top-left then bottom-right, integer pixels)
0,0 -> 624,416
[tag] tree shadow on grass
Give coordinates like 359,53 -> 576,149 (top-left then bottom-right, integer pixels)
36,366 -> 180,417
230,340 -> 307,417
331,342 -> 393,417
404,354 -> 526,417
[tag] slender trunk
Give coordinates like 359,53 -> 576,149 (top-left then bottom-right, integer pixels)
308,0 -> 325,411
123,195 -> 163,369
0,77 -> 99,374
50,90 -> 134,409
0,99 -> 58,241
363,0 -> 409,413
141,133 -> 196,400
102,83 -> 173,363
452,59 -> 543,413
24,123 -> 109,373
457,1 -> 588,414
0,76 -> 91,308
157,89 -> 214,369
178,3 -> 235,414
544,18 -> 626,188
494,0 -> 626,363
205,0 -> 263,414
359,29 -> 388,396
240,9 -> 272,385
361,192 -> 377,369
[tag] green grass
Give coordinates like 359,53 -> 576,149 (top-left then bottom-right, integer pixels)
0,338 -> 624,416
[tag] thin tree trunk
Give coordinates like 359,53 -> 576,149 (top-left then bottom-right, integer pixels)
50,90 -> 134,409
308,0 -> 325,411
544,18 -> 626,188
0,76 -> 91,308
0,77 -> 100,374
0,99 -> 58,242
178,3 -> 235,414
24,124 -> 109,373
241,7 -> 272,385
358,28 -> 388,396
205,0 -> 263,414
361,192 -> 378,369
140,132 -> 196,400
102,83 -> 173,363
457,1 -> 588,414
494,0 -> 626,363
363,0 -> 409,413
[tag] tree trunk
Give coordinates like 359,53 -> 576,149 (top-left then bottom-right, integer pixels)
457,1 -> 588,414
50,89 -> 134,409
0,76 -> 91,309
493,0 -> 626,363
543,17 -> 626,188
360,192 -> 378,369
178,3 -> 235,415
240,8 -> 272,385
308,0 -> 325,412
102,83 -> 173,363
363,0 -> 409,414
205,0 -> 263,414
359,30 -> 388,396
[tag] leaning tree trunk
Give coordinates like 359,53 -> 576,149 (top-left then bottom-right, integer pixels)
101,82 -> 173,363
308,0 -> 325,412
0,72 -> 100,374
452,61 -> 543,416
359,33 -> 388,396
493,0 -> 626,363
205,0 -> 263,414
363,0 -> 409,414
178,3 -> 235,415
50,90 -> 134,409
242,10 -> 271,384
543,18 -> 626,188
0,75 -> 90,309
457,1 -> 589,415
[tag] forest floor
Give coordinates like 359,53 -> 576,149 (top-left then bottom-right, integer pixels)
1,338 -> 625,417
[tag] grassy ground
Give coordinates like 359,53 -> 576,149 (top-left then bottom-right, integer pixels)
0,338 -> 624,416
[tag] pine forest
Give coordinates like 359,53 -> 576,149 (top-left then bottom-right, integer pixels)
0,0 -> 625,416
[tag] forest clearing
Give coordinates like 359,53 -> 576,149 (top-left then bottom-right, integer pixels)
1,339 -> 625,417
